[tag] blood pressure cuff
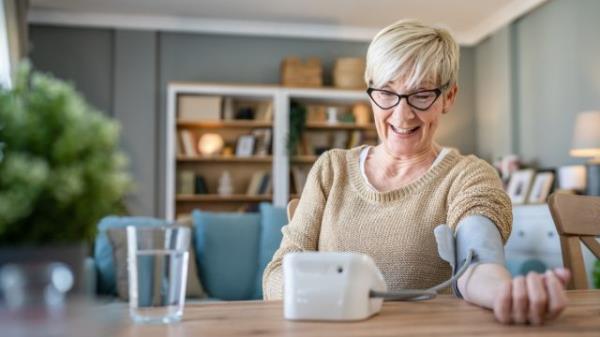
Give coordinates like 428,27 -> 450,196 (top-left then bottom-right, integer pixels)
451,215 -> 506,298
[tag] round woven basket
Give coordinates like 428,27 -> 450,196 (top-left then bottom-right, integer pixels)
333,58 -> 366,89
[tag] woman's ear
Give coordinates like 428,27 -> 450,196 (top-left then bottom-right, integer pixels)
442,84 -> 458,114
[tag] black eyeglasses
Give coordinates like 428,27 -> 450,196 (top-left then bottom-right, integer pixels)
366,83 -> 449,111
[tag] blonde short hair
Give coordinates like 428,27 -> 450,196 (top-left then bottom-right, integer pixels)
365,19 -> 459,89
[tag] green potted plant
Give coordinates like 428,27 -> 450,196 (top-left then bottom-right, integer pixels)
0,63 -> 131,290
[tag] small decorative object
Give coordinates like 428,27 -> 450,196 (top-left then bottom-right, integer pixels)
352,103 -> 371,125
235,135 -> 256,157
570,111 -> 600,196
222,145 -> 234,157
506,169 -> 535,204
333,57 -> 366,89
557,165 -> 586,192
500,154 -> 520,184
234,106 -> 255,120
527,172 -> 555,204
327,107 -> 338,124
281,57 -> 323,87
198,133 -> 224,156
217,171 -> 233,196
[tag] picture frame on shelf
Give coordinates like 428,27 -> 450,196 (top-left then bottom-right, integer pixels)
506,169 -> 535,204
235,134 -> 255,157
527,171 -> 555,204
252,128 -> 272,156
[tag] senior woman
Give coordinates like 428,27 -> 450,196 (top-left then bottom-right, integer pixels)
263,20 -> 569,325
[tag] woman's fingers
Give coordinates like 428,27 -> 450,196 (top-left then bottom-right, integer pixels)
512,276 -> 528,324
552,268 -> 571,286
526,272 -> 548,325
544,270 -> 569,320
493,281 -> 512,324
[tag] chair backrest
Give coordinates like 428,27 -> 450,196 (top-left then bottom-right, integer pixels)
287,198 -> 299,222
548,193 -> 600,289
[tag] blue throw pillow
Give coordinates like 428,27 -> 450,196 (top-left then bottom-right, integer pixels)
254,202 -> 288,299
192,210 -> 261,300
94,216 -> 167,295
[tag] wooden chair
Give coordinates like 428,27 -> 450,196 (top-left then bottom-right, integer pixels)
548,193 -> 600,289
287,198 -> 299,222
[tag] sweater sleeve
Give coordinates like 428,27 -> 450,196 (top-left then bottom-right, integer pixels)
262,151 -> 333,300
447,157 -> 512,242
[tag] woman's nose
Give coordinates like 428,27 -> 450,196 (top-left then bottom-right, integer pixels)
390,99 -> 416,122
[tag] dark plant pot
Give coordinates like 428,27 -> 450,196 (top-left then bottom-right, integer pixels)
0,243 -> 88,294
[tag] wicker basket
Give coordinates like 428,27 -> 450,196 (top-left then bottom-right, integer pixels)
333,57 -> 366,89
281,57 -> 323,87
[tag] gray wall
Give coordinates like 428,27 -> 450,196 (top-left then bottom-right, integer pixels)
475,0 -> 600,168
113,30 -> 158,217
28,25 -> 478,217
514,0 -> 600,167
474,26 -> 513,163
29,26 -> 113,115
437,47 -> 476,155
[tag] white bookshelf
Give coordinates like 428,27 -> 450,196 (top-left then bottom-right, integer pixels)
165,82 -> 370,220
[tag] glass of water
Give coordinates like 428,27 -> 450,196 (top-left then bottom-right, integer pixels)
126,226 -> 190,324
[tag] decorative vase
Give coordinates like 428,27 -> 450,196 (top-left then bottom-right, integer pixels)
218,171 -> 234,196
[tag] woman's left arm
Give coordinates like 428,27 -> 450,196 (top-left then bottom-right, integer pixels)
457,263 -> 570,325
448,158 -> 570,324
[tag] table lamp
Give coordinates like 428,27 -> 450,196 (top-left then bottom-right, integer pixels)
198,133 -> 224,156
570,111 -> 600,195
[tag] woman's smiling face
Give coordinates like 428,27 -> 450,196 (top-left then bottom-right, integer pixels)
370,77 -> 457,158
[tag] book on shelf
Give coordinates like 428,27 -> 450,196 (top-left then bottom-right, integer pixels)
332,130 -> 349,149
179,130 -> 198,157
254,101 -> 273,121
222,97 -> 235,120
176,132 -> 185,156
194,175 -> 208,194
246,170 -> 271,195
347,130 -> 363,148
298,134 -> 315,156
178,170 -> 195,195
258,172 -> 272,194
178,95 -> 222,121
291,166 -> 309,194
252,128 -> 272,156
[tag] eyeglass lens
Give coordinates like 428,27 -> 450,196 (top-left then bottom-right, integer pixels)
370,89 -> 439,110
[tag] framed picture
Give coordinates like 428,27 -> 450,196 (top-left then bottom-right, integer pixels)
527,172 -> 555,204
252,128 -> 272,156
235,134 -> 255,157
506,169 -> 535,204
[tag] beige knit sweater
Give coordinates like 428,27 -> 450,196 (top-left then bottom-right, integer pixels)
263,145 -> 512,300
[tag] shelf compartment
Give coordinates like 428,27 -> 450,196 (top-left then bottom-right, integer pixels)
176,194 -> 272,203
177,156 -> 273,163
177,120 -> 273,129
291,155 -> 318,164
305,122 -> 375,130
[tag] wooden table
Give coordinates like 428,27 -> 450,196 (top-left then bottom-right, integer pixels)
119,290 -> 600,337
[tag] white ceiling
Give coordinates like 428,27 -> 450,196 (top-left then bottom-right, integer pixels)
28,0 -> 548,46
